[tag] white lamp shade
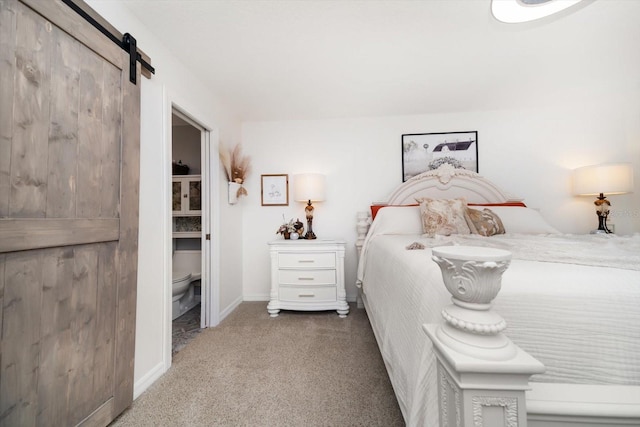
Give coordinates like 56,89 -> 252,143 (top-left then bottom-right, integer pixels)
572,163 -> 634,196
293,173 -> 326,202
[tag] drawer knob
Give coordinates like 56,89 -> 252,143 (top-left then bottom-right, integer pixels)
298,260 -> 314,263
298,277 -> 314,281
298,293 -> 315,297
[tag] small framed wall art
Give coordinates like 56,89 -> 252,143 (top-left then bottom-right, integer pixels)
261,174 -> 289,206
401,131 -> 478,181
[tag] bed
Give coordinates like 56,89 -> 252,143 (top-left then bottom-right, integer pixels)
355,164 -> 640,427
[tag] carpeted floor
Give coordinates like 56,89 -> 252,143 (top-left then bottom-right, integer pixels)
111,302 -> 404,426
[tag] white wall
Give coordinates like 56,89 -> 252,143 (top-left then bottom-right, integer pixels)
87,0 -> 244,398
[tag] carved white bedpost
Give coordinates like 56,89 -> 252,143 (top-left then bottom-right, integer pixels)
424,246 -> 545,427
355,211 -> 371,309
355,211 -> 371,256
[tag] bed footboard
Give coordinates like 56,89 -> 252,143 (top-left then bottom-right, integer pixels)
424,245 -> 640,427
424,245 -> 544,427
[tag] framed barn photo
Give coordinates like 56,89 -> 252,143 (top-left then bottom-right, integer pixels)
401,131 -> 478,181
261,174 -> 289,206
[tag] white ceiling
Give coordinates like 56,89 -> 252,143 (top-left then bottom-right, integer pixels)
119,0 -> 637,122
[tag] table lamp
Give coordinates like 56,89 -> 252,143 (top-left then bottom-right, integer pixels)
572,163 -> 634,233
293,173 -> 326,239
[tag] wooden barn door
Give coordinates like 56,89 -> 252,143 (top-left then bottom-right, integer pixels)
0,0 -> 140,425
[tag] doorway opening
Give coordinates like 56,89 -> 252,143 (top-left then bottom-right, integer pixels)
170,109 -> 209,355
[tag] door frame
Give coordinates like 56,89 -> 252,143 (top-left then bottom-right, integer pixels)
166,102 -> 220,365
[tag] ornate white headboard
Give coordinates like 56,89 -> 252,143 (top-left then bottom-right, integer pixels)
386,163 -> 522,205
355,164 -> 523,259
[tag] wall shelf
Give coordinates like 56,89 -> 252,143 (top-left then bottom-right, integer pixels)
172,232 -> 201,238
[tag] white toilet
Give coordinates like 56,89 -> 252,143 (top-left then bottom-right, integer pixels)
172,250 -> 201,320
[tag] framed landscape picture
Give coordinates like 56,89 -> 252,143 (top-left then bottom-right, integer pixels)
261,174 -> 289,206
401,131 -> 478,181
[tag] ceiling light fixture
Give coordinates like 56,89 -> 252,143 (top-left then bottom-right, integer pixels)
491,0 -> 585,24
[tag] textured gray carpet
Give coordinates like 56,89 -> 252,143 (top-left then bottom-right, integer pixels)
111,302 -> 404,426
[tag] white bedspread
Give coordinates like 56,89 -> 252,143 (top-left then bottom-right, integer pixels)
448,233 -> 640,270
358,233 -> 640,427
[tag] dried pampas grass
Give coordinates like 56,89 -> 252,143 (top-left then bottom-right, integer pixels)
219,143 -> 251,185
220,143 -> 251,200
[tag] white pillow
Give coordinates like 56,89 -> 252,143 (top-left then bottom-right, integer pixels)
368,206 -> 422,236
489,206 -> 560,234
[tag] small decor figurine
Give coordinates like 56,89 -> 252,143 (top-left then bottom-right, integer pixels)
294,218 -> 304,236
219,142 -> 251,204
276,216 -> 296,239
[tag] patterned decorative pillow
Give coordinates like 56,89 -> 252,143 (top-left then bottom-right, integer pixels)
464,207 -> 505,237
416,198 -> 471,237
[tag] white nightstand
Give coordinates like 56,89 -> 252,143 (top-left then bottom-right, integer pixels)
267,239 -> 349,318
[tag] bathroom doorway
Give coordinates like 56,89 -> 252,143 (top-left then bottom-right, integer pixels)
170,108 -> 211,354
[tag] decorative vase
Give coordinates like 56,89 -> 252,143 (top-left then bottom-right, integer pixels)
228,182 -> 241,204
283,231 -> 290,240
290,232 -> 299,240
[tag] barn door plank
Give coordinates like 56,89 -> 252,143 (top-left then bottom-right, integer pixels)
11,1 -> 52,218
46,26 -> 80,218
0,251 -> 44,426
100,62 -> 122,219
0,218 -> 120,253
0,254 -> 5,368
77,46 -> 104,219
68,245 -> 99,425
93,242 -> 117,404
37,247 -> 74,425
0,0 -> 16,217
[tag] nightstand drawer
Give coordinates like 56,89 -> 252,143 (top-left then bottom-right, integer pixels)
278,252 -> 336,268
278,269 -> 336,286
279,286 -> 336,302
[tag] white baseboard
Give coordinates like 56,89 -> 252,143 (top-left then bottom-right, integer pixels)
243,294 -> 357,303
133,361 -> 166,400
219,295 -> 243,322
242,294 -> 270,301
